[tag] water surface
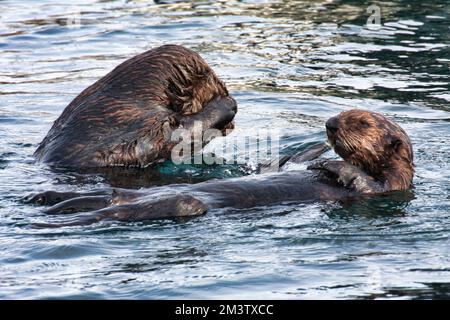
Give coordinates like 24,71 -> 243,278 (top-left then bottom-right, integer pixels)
0,0 -> 449,299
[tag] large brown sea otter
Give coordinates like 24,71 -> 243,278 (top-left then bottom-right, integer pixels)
34,45 -> 237,168
27,110 -> 414,228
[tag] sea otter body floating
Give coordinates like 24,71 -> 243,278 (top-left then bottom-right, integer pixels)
28,109 -> 414,228
34,45 -> 237,168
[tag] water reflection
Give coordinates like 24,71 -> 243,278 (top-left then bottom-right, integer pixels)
0,0 -> 449,299
326,190 -> 415,219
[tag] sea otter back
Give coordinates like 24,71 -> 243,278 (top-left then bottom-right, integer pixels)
56,44 -> 228,119
34,45 -> 234,167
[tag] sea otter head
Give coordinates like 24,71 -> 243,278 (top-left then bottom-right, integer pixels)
326,109 -> 414,191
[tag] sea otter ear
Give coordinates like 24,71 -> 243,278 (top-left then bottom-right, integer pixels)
387,135 -> 402,151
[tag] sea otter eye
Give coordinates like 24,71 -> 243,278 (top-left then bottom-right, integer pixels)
388,136 -> 402,151
359,119 -> 370,128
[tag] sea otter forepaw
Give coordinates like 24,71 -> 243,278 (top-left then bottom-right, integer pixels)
310,160 -> 385,193
336,168 -> 360,187
307,160 -> 346,175
308,160 -> 360,186
306,159 -> 329,171
23,191 -> 64,206
203,96 -> 237,130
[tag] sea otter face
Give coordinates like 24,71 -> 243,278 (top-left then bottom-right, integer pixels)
325,109 -> 414,187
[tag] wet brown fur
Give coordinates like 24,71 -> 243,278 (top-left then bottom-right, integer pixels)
328,109 -> 414,191
34,45 -> 233,168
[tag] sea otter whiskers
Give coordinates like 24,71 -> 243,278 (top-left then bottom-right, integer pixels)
27,110 -> 414,227
34,45 -> 237,168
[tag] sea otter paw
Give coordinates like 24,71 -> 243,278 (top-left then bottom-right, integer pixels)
307,160 -> 346,174
308,160 -> 384,193
308,160 -> 360,186
24,189 -> 112,206
201,96 -> 237,130
44,196 -> 112,215
333,163 -> 362,187
23,191 -> 76,206
178,96 -> 236,134
322,161 -> 385,193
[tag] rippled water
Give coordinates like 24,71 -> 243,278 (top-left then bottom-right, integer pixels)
1,0 -> 449,299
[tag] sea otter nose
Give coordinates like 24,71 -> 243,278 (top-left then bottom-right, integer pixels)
326,116 -> 339,133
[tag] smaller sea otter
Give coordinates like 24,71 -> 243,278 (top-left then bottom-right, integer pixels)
27,110 -> 414,227
34,45 -> 237,168
309,109 -> 414,193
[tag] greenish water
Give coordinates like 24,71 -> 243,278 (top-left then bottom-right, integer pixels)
0,0 -> 449,299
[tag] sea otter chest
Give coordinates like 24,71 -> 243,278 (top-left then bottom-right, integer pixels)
190,171 -> 354,209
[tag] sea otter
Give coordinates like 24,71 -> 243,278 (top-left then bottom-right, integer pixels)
310,109 -> 414,193
27,110 -> 414,227
34,45 -> 237,168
